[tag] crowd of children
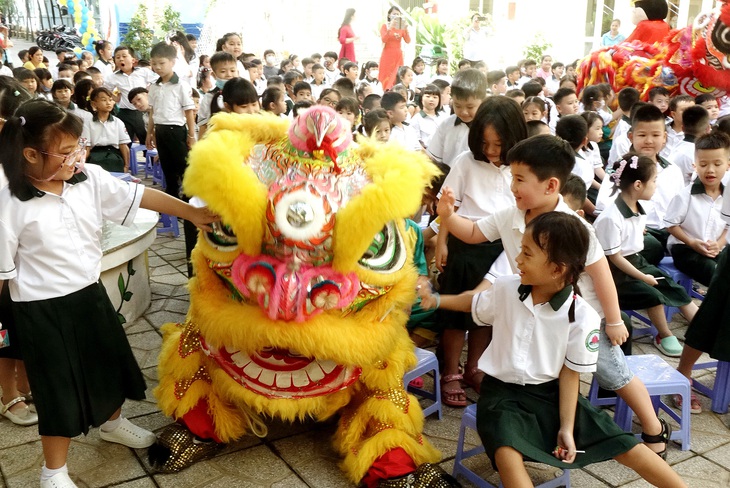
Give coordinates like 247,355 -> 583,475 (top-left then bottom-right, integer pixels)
3,13 -> 730,486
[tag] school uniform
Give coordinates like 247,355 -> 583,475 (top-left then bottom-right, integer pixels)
65,102 -> 92,145
105,67 -> 158,144
670,135 -> 696,186
426,114 -> 470,166
438,151 -> 513,330
310,82 -> 328,101
409,111 -> 441,148
664,180 -> 727,286
660,122 -> 683,160
88,113 -> 132,173
324,67 -> 338,86
594,196 -> 692,311
389,123 -> 421,151
93,59 -> 115,81
580,142 -> 604,203
608,116 -> 631,165
363,77 -> 384,96
197,88 -> 219,129
148,73 -> 195,200
0,165 -> 147,437
572,152 -> 594,191
473,275 -> 639,469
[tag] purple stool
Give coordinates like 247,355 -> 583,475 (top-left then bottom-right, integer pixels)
624,309 -> 659,340
453,404 -> 571,488
145,148 -> 159,181
157,213 -> 179,237
658,256 -> 704,301
692,360 -> 730,414
403,348 -> 442,419
613,354 -> 691,450
587,375 -> 618,407
129,143 -> 146,176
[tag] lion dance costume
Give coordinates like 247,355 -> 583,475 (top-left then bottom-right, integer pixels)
578,0 -> 730,100
150,106 -> 459,487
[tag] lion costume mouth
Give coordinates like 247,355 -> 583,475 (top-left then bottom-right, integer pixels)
201,340 -> 361,399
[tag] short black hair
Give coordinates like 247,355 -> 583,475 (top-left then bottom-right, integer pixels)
363,93 -> 382,110
526,120 -> 549,137
210,51 -> 236,70
681,105 -> 710,135
505,65 -> 520,75
283,70 -> 302,85
506,134 -> 574,187
486,70 -> 506,86
114,45 -> 135,57
468,97 -> 527,163
301,57 -> 314,67
523,59 -> 537,67
51,79 -> 74,93
293,81 -> 311,95
336,96 -> 359,114
631,103 -> 665,129
457,59 -> 471,68
555,114 -> 588,150
312,63 -> 324,71
324,51 -> 338,61
648,86 -> 670,100
85,66 -> 101,75
561,174 -> 587,206
696,131 -> 730,152
150,42 -> 177,60
553,88 -> 576,105
332,78 -> 355,98
551,62 -> 565,70
629,101 -> 650,122
521,81 -> 542,97
128,87 -> 148,103
381,91 -> 405,111
57,63 -> 73,74
695,93 -> 717,105
72,71 -> 91,84
505,89 -> 525,99
450,68 -> 487,101
669,94 -> 694,112
343,61 -> 358,72
292,100 -> 313,118
617,86 -> 640,112
267,75 -> 283,86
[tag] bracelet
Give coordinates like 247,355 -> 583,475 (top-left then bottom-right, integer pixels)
187,135 -> 195,139
606,321 -> 624,327
433,292 -> 440,309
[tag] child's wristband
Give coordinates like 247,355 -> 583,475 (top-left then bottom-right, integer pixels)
432,292 -> 440,309
606,321 -> 624,327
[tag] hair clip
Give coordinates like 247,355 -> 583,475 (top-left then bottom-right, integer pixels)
630,155 -> 639,169
611,158 -> 629,184
13,90 -> 19,97
19,116 -> 26,126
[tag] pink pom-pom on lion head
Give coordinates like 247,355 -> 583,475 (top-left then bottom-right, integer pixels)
288,106 -> 352,170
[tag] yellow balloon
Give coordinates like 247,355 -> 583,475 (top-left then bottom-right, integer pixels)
82,33 -> 91,43
58,0 -> 67,5
74,14 -> 82,23
73,47 -> 82,54
87,18 -> 95,27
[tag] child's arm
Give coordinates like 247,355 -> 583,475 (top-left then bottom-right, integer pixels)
667,225 -> 717,258
420,279 -> 492,312
585,257 -> 630,345
434,225 -> 449,272
198,123 -> 208,141
607,253 -> 658,285
437,186 -> 488,244
140,188 -> 219,231
555,364 -> 579,463
120,144 -> 130,173
146,108 -> 155,149
185,109 -> 196,149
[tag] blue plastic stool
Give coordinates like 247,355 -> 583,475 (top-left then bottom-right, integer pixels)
453,404 -> 571,487
129,143 -> 146,176
692,360 -> 730,414
625,310 -> 659,340
403,348 -> 442,419
587,376 -> 618,407
157,213 -> 179,237
145,148 -> 159,180
613,354 -> 691,450
657,256 -> 704,301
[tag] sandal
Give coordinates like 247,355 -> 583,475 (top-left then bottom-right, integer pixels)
641,418 -> 672,460
440,374 -> 467,407
408,377 -> 424,388
1,396 -> 38,426
673,393 -> 702,414
463,367 -> 484,394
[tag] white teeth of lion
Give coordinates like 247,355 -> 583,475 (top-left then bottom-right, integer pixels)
225,345 -> 239,354
292,370 -> 310,387
230,352 -> 250,368
276,372 -> 292,389
258,368 -> 275,386
320,360 -> 337,374
306,363 -> 325,382
243,362 -> 263,380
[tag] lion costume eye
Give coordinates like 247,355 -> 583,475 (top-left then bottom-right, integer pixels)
358,221 -> 406,273
711,23 -> 730,57
205,222 -> 238,252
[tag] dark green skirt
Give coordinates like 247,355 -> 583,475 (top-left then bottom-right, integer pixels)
87,145 -> 125,173
610,253 -> 691,310
684,247 -> 730,361
438,236 -> 503,330
12,282 -> 147,437
476,375 -> 639,469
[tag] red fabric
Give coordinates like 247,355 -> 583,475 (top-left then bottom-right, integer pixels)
625,20 -> 670,46
178,399 -> 223,443
339,24 -> 357,64
378,24 -> 411,91
361,448 -> 418,488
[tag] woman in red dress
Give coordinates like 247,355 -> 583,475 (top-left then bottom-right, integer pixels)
379,7 -> 411,91
338,8 -> 358,64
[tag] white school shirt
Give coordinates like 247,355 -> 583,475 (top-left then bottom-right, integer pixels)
664,180 -> 727,250
426,114 -> 470,167
310,82 -> 328,101
197,90 -> 218,128
440,151 -> 514,221
670,137 -> 696,186
472,275 -> 599,385
0,165 -> 145,302
409,111 -> 441,148
608,117 -> 631,165
93,59 -> 114,81
105,68 -> 159,110
475,195 -> 606,317
89,114 -> 132,148
148,73 -> 195,126
389,123 -> 422,151
413,72 -> 429,89
66,103 -> 92,146
593,196 -> 646,256
0,165 -> 7,188
363,78 -> 384,96
723,184 -> 730,244
581,141 -> 604,171
572,153 -> 594,190
661,123 -> 683,160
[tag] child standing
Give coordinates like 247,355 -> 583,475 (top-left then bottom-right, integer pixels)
0,99 -> 218,488
594,154 -> 698,357
424,212 -> 686,488
665,132 -> 729,287
87,87 -> 132,173
409,84 -> 442,148
435,97 -> 527,406
93,40 -> 115,81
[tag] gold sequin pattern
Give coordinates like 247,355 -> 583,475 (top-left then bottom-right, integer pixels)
376,463 -> 461,487
174,366 -> 211,400
177,322 -> 201,358
371,386 -> 409,414
363,420 -> 394,439
152,423 -> 222,473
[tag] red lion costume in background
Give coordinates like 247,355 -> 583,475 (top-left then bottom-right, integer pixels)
578,1 -> 730,100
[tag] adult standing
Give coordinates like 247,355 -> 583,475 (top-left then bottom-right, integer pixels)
338,8 -> 358,64
602,19 -> 626,46
462,14 -> 488,63
379,6 -> 410,91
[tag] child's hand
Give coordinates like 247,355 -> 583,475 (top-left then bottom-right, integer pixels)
436,187 -> 456,220
605,322 -> 628,346
705,240 -> 721,257
554,430 -> 577,463
145,135 -> 156,150
188,206 -> 220,232
435,240 -> 448,272
642,274 -> 659,286
690,239 -> 714,258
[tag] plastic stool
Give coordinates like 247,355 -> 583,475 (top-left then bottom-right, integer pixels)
624,310 -> 659,340
157,213 -> 179,237
145,148 -> 159,180
658,256 -> 704,301
692,360 -> 730,414
613,354 -> 691,450
587,376 -> 618,407
403,348 -> 442,419
453,404 -> 571,488
129,143 -> 146,176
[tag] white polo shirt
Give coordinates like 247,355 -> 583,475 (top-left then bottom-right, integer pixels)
389,123 -> 422,151
723,184 -> 730,244
0,165 -> 145,302
664,180 -> 727,250
89,114 -> 132,148
66,103 -> 92,146
475,196 -> 605,316
594,196 -> 646,256
105,67 -> 159,110
93,59 -> 115,81
473,275 -> 599,385
197,89 -> 219,128
409,111 -> 442,148
661,123 -> 684,160
572,153 -> 594,190
310,82 -> 328,101
608,117 -> 631,165
670,137 -> 696,186
441,151 -> 514,221
426,114 -> 470,167
148,73 -> 195,126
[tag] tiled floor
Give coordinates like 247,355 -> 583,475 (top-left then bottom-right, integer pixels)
2,227 -> 730,487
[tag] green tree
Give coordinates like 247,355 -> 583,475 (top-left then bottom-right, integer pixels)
123,3 -> 154,60
523,33 -> 552,63
160,4 -> 183,35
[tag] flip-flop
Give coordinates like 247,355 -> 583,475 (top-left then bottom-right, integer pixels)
440,373 -> 467,407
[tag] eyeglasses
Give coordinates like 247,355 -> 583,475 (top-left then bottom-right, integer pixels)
320,97 -> 339,107
39,139 -> 88,168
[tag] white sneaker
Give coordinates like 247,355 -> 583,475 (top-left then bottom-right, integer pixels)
40,472 -> 77,488
99,418 -> 156,449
